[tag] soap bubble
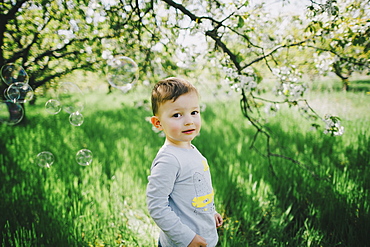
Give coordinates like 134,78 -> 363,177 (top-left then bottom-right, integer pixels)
57,82 -> 84,114
0,63 -> 29,85
6,82 -> 34,103
69,111 -> 84,126
106,56 -> 139,92
76,149 -> 93,166
45,99 -> 62,114
35,151 -> 54,168
4,86 -> 20,101
0,101 -> 24,125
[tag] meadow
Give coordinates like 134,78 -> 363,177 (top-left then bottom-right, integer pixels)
0,78 -> 369,246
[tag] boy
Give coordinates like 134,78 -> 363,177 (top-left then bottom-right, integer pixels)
147,77 -> 223,247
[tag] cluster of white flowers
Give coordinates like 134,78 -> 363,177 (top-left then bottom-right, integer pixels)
274,82 -> 307,99
230,75 -> 258,92
224,67 -> 238,79
323,114 -> 345,136
272,66 -> 307,99
224,67 -> 258,93
314,52 -> 337,74
272,66 -> 301,83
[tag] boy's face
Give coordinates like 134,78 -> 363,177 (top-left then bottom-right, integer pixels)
151,91 -> 201,149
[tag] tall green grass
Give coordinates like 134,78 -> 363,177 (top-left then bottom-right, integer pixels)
0,84 -> 369,246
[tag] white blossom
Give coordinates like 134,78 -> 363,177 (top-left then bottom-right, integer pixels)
275,82 -> 307,99
323,114 -> 345,136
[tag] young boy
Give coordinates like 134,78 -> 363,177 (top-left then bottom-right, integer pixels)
147,77 -> 223,247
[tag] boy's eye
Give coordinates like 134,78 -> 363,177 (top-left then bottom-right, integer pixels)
191,111 -> 199,115
172,113 -> 181,118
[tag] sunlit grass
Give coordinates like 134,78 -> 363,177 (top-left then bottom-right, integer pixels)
0,82 -> 369,246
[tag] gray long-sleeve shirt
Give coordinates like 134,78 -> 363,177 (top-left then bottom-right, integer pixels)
147,145 -> 218,247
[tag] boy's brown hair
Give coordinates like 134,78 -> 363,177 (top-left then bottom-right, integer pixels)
151,77 -> 198,115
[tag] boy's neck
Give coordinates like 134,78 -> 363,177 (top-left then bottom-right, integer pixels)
164,139 -> 193,149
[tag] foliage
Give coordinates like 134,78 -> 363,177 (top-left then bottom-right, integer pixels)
1,0 -> 368,90
0,0 -> 173,94
305,0 -> 370,89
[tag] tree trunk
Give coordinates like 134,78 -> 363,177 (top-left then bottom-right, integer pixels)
342,78 -> 349,91
333,62 -> 350,92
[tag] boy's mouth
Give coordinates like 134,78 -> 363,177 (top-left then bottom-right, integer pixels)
182,129 -> 195,134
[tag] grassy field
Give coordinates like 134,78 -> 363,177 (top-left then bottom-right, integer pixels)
0,79 -> 369,246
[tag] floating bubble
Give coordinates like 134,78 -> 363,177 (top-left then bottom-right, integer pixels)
0,63 -> 29,85
45,99 -> 62,114
76,149 -> 93,166
106,56 -> 139,92
35,151 -> 54,168
4,86 -> 20,102
69,111 -> 84,126
0,101 -> 24,125
57,82 -> 84,114
6,82 -> 34,103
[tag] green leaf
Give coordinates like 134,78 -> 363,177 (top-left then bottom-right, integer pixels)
237,16 -> 245,28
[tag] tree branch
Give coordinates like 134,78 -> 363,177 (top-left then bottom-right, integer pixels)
242,39 -> 309,70
205,28 -> 242,71
161,0 -> 199,22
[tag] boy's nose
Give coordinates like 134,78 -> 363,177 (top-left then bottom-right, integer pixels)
184,116 -> 193,125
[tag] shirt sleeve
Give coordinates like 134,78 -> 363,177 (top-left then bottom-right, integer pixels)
146,152 -> 196,246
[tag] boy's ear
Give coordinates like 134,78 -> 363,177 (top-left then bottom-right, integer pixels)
150,116 -> 163,130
